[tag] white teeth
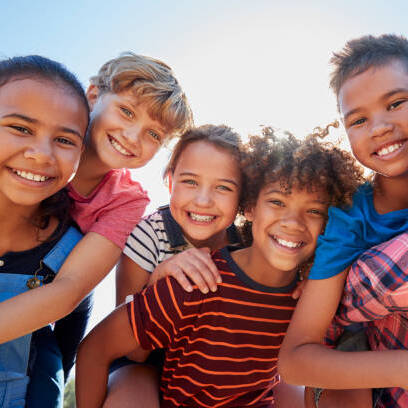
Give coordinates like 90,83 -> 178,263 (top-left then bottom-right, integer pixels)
275,237 -> 302,248
377,143 -> 403,157
13,169 -> 49,182
189,213 -> 215,222
110,137 -> 132,156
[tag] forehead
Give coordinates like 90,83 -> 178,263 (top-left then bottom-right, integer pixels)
0,78 -> 88,135
261,181 -> 329,202
338,59 -> 408,116
175,141 -> 240,174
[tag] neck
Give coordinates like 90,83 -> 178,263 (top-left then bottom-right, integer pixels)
0,198 -> 41,254
71,147 -> 111,197
373,174 -> 408,214
187,230 -> 229,252
231,247 -> 297,288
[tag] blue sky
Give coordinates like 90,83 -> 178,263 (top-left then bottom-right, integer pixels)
3,0 -> 408,325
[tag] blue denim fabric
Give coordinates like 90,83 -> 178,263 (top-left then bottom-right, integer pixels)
26,293 -> 93,408
0,226 -> 83,408
0,274 -> 33,408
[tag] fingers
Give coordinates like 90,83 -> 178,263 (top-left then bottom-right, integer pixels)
157,248 -> 221,294
292,280 -> 306,300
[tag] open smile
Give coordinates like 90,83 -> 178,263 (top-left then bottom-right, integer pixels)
272,235 -> 305,250
9,167 -> 54,183
108,135 -> 134,157
188,211 -> 217,223
374,140 -> 406,158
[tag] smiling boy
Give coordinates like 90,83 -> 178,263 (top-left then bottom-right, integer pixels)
279,34 -> 408,408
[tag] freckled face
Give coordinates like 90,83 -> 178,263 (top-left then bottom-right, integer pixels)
339,60 -> 408,178
246,182 -> 328,276
0,78 -> 87,208
86,86 -> 165,172
170,141 -> 241,249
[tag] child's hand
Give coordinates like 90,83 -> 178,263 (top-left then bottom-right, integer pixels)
148,248 -> 221,294
292,279 -> 307,300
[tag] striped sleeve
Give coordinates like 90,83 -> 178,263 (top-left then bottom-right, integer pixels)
123,215 -> 162,272
127,277 -> 190,350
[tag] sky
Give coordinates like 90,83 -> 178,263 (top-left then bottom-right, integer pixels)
3,0 -> 408,326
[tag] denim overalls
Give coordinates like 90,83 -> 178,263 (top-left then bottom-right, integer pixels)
0,227 -> 82,408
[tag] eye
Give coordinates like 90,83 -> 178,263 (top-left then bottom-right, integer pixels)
268,199 -> 284,207
389,99 -> 406,110
9,125 -> 31,134
181,179 -> 197,186
56,137 -> 75,146
308,208 -> 326,217
148,130 -> 161,143
217,185 -> 233,192
349,117 -> 366,127
120,106 -> 134,118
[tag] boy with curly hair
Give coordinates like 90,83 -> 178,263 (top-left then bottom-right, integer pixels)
75,126 -> 363,408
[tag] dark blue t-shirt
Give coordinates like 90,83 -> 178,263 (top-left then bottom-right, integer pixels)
309,183 -> 408,279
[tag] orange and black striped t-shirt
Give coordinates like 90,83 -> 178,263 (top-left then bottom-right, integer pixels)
127,247 -> 298,407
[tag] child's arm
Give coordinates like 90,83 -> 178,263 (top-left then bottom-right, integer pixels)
117,248 -> 221,306
76,303 -> 137,408
148,247 -> 221,293
278,270 -> 408,389
0,232 -> 121,343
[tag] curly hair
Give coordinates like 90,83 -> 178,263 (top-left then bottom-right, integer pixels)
240,123 -> 365,245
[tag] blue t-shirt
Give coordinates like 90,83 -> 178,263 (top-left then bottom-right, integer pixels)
309,183 -> 408,279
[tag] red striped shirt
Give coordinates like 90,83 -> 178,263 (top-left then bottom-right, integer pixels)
127,247 -> 298,407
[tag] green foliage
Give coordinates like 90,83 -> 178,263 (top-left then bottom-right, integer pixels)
64,377 -> 76,408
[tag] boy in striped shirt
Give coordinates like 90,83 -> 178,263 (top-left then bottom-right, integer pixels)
76,128 -> 363,407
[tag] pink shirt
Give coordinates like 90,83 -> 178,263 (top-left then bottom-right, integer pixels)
68,169 -> 149,249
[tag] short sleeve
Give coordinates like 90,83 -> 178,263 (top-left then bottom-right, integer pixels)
123,217 -> 161,273
309,205 -> 367,279
126,277 -> 190,350
69,169 -> 150,249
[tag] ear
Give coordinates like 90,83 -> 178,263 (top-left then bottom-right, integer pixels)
244,206 -> 254,222
167,173 -> 173,194
86,84 -> 100,110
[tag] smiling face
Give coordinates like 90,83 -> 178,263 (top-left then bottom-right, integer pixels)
86,85 -> 165,172
169,140 -> 241,250
245,182 -> 328,283
0,78 -> 87,209
339,59 -> 408,178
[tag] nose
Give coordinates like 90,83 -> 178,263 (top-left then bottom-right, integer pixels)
193,186 -> 213,208
23,138 -> 55,165
123,124 -> 142,146
280,210 -> 306,233
370,116 -> 393,139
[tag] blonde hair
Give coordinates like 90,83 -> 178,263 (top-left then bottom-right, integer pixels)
90,52 -> 193,139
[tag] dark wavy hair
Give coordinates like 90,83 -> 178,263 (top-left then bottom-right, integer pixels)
0,55 -> 90,238
240,123 -> 365,246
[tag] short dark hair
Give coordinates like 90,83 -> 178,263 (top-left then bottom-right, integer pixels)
0,55 -> 90,237
330,34 -> 408,97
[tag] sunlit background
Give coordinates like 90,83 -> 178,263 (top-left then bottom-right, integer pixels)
2,0 -> 408,328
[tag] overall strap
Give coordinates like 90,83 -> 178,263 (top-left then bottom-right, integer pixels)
42,226 -> 83,273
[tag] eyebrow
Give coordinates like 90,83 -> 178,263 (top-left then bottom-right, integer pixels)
264,189 -> 290,195
264,189 -> 328,203
381,87 -> 408,100
343,87 -> 408,121
2,113 -> 83,139
179,172 -> 239,187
